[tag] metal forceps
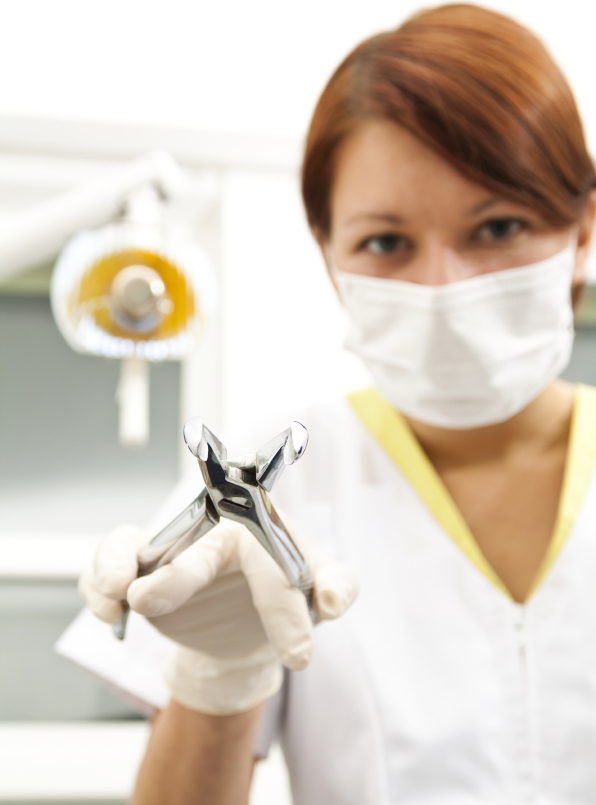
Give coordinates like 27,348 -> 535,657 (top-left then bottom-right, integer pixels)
114,418 -> 312,639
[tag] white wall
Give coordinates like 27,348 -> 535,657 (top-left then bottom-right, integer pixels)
0,0 -> 594,149
2,0 -> 596,422
220,169 -> 370,426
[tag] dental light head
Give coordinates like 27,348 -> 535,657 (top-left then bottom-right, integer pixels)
50,185 -> 216,447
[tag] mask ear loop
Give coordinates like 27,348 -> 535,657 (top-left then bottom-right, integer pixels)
569,226 -> 584,312
324,246 -> 346,299
324,246 -> 338,278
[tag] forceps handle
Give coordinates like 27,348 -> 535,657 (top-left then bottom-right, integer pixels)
248,496 -> 317,623
112,488 -> 220,640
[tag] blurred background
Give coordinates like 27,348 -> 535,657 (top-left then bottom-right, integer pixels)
2,0 -> 596,802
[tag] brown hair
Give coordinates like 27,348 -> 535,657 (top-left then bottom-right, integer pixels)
302,4 -> 596,237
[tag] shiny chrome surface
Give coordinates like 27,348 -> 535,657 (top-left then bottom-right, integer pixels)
184,418 -> 314,612
114,417 -> 312,639
111,264 -> 169,334
113,487 -> 220,639
137,488 -> 220,572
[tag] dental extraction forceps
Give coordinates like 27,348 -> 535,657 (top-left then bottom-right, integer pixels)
114,418 -> 313,639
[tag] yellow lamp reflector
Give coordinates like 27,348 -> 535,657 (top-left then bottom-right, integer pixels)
51,224 -> 216,362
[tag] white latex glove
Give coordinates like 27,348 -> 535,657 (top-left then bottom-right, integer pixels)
79,518 -> 359,715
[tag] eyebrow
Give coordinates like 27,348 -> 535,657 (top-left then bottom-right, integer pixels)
344,213 -> 404,228
344,198 -> 508,227
468,198 -> 500,215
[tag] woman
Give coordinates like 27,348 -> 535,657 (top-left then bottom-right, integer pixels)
80,4 -> 596,802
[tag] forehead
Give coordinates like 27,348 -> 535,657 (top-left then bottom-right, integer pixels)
330,120 -> 493,221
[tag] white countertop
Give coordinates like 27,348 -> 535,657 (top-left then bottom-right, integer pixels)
0,533 -> 101,580
0,721 -> 291,803
0,722 -> 149,801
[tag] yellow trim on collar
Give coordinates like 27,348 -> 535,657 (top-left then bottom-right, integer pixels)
347,385 -> 596,601
529,383 -> 596,595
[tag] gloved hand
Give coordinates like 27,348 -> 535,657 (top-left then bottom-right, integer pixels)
79,518 -> 359,715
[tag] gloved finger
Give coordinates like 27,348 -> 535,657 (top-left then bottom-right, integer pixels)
94,525 -> 150,600
147,571 -> 269,658
78,566 -> 124,624
127,521 -> 240,618
312,557 -> 360,620
238,532 -> 314,672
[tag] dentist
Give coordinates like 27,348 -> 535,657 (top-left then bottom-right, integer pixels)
79,4 -> 596,803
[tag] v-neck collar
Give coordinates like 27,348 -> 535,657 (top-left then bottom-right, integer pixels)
347,385 -> 596,601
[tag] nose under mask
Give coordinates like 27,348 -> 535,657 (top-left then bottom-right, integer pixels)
332,243 -> 577,429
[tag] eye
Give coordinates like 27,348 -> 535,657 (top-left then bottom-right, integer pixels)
362,234 -> 408,255
476,218 -> 524,242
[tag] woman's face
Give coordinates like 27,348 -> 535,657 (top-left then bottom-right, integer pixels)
326,120 -> 589,287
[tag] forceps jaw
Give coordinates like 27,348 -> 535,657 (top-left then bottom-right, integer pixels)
183,419 -> 314,619
184,417 -> 227,465
185,417 -> 309,497
114,417 -> 313,641
255,421 -> 309,492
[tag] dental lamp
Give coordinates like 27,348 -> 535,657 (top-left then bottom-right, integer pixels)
0,151 -> 217,447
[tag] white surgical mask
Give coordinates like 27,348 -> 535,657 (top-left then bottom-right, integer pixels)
333,243 -> 577,429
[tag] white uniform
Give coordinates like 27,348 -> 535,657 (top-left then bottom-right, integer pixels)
58,384 -> 596,804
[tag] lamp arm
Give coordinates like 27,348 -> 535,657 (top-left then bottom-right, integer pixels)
0,150 -> 186,282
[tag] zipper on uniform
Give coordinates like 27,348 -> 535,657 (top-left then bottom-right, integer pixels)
514,604 -> 527,657
514,603 -> 535,802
